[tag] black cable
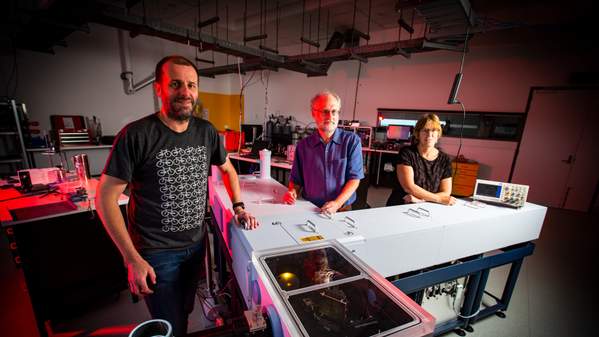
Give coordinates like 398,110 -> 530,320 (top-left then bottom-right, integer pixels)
452,26 -> 471,176
454,101 -> 466,164
458,25 -> 471,74
226,4 -> 229,65
276,1 -> 280,51
366,0 -> 371,46
317,0 -> 321,51
236,69 -> 256,172
352,61 -> 362,121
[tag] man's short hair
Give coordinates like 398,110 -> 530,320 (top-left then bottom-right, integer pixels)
310,90 -> 341,110
155,55 -> 198,83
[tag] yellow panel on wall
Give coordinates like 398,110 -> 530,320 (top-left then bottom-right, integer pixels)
195,92 -> 244,131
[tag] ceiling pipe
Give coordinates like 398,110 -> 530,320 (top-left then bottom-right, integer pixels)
117,29 -> 155,95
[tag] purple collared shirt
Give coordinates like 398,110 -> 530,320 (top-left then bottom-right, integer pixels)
290,128 -> 364,208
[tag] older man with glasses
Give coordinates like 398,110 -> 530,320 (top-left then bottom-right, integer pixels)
283,90 -> 364,215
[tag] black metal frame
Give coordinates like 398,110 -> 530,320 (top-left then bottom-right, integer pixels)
391,242 -> 535,335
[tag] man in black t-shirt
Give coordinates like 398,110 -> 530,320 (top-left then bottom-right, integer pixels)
96,55 -> 258,336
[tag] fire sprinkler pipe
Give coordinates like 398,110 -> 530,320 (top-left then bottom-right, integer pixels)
117,29 -> 155,95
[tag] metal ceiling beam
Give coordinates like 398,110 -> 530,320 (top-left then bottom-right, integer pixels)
87,2 -> 477,78
422,40 -> 463,51
287,40 -> 417,64
90,4 -> 347,77
92,4 -> 286,63
197,39 -> 421,77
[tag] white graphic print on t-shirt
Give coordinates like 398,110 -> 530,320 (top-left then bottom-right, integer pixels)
156,146 -> 208,232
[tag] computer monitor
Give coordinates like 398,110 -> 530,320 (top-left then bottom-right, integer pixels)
386,125 -> 412,142
241,124 -> 263,145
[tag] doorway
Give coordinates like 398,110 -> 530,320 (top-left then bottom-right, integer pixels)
512,87 -> 599,211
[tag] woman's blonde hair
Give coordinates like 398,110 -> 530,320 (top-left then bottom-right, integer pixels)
412,113 -> 442,143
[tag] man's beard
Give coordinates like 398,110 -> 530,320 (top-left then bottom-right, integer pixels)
319,120 -> 337,132
167,96 -> 197,121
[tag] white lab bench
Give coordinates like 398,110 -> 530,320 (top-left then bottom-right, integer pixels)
209,175 -> 547,336
210,176 -> 545,275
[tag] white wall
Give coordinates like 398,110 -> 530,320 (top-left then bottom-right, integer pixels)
439,138 -> 517,181
241,34 -> 593,180
245,39 -> 590,126
2,23 -> 594,182
6,24 -> 237,136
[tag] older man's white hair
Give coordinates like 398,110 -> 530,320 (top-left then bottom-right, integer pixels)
310,90 -> 341,110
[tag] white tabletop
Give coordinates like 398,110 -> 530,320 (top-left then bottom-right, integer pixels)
210,176 -> 547,277
0,178 -> 129,226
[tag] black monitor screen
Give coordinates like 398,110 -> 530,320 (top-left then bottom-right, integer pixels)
241,124 -> 263,144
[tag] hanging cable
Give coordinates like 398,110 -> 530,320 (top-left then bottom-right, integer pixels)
237,61 -> 257,156
308,14 -> 312,53
458,27 -> 470,75
300,0 -> 305,54
210,21 -> 215,64
197,0 -> 201,34
352,62 -> 362,121
366,0 -> 371,46
276,1 -> 280,52
215,0 -> 219,39
451,24 -> 472,175
326,10 -> 330,46
317,0 -> 321,51
259,0 -> 264,37
410,8 -> 415,39
263,70 -> 270,137
243,0 -> 247,46
142,0 -> 147,25
226,4 -> 229,64
351,0 -> 357,47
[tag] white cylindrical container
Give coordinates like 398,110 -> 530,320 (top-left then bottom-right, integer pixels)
259,149 -> 271,179
128,319 -> 172,337
72,154 -> 90,186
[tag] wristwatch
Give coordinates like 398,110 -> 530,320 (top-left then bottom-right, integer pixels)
232,201 -> 245,211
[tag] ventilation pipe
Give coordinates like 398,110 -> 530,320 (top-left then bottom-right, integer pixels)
118,29 -> 155,95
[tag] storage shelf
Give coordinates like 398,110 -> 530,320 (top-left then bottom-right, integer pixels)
0,99 -> 30,172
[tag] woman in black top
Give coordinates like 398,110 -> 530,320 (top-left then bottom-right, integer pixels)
386,113 -> 457,206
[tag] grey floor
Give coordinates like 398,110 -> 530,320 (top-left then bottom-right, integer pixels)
1,186 -> 597,337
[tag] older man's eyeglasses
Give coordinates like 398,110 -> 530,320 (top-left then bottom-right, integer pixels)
313,108 -> 340,116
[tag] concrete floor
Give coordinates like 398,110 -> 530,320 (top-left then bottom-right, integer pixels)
1,186 -> 596,336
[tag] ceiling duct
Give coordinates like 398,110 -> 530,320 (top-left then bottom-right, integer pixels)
416,0 -> 475,48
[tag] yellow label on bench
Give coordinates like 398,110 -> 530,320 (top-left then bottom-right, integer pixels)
300,235 -> 324,242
